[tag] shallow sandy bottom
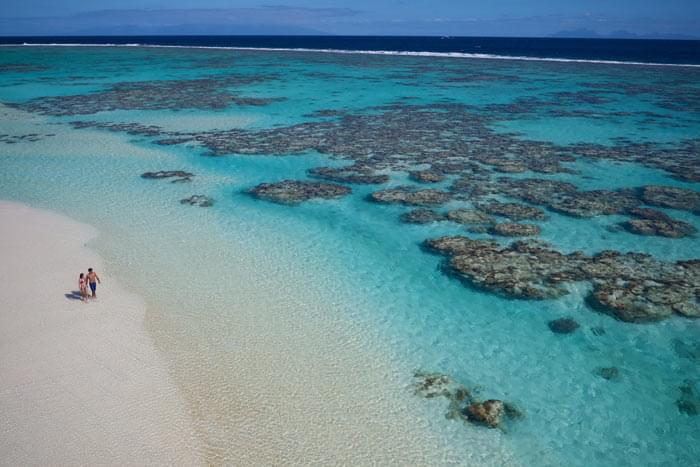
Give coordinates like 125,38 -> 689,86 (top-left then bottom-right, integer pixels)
0,201 -> 201,466
0,200 -> 516,466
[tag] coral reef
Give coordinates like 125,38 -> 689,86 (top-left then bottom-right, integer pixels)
548,318 -> 580,334
400,209 -> 446,224
409,170 -> 446,183
445,209 -> 495,225
248,180 -> 351,204
488,223 -> 541,237
369,187 -> 451,206
180,195 -> 214,207
478,201 -> 547,221
412,371 -> 522,430
424,236 -> 700,322
141,170 -> 194,183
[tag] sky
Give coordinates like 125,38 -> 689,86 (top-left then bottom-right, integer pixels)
1,0 -> 699,37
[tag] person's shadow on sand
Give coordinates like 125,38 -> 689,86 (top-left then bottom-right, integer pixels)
65,290 -> 83,300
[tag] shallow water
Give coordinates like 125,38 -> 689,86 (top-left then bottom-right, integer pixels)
0,45 -> 698,466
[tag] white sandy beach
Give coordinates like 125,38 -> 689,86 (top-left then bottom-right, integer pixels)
0,201 -> 201,466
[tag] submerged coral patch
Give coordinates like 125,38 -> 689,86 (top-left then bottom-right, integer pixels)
409,169 -> 446,183
488,222 -> 541,237
180,195 -> 214,207
141,170 -> 194,183
622,218 -> 696,238
424,236 -> 700,322
548,318 -> 580,334
0,133 -> 54,144
593,367 -> 620,380
412,371 -> 521,430
72,121 -> 166,137
0,63 -> 49,73
401,208 -> 446,224
369,187 -> 452,206
641,185 -> 700,212
622,208 -> 697,238
477,201 -> 548,221
14,74 -> 279,116
676,380 -> 699,416
248,180 -> 351,204
308,165 -> 389,185
445,208 -> 495,225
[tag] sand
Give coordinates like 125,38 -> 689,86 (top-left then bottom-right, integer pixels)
0,201 -> 201,466
0,200 -> 516,466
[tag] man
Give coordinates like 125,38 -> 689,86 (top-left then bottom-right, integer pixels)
86,268 -> 101,299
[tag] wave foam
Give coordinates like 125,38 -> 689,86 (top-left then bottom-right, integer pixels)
5,42 -> 700,68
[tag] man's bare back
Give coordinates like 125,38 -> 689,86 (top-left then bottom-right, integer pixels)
86,268 -> 101,298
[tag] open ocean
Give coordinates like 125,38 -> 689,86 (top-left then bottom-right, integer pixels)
0,37 -> 699,465
2,35 -> 700,65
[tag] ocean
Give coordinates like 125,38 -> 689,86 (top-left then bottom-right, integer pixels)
2,35 -> 700,65
0,37 -> 698,465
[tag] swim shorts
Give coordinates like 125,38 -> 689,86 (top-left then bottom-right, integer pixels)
90,282 -> 97,293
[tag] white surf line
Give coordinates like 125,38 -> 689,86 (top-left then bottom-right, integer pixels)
5,42 -> 700,68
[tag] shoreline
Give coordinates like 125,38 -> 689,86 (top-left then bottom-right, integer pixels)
0,201 -> 201,466
0,200 -> 515,465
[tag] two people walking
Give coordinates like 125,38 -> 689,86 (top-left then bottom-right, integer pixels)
78,268 -> 100,302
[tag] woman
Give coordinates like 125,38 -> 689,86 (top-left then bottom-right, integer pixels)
79,273 -> 88,302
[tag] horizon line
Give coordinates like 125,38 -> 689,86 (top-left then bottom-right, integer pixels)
0,34 -> 699,41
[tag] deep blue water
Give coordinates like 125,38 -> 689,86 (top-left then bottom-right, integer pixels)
1,35 -> 699,65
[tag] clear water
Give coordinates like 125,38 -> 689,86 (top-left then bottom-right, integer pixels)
0,45 -> 698,466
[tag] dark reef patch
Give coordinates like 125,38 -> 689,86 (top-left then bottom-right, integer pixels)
488,222 -> 541,237
72,121 -> 166,137
594,367 -> 620,380
449,174 -> 699,224
308,165 -> 389,185
0,63 -> 49,73
412,371 -> 522,430
445,208 -> 495,226
248,180 -> 351,204
180,195 -> 214,207
141,170 -> 194,183
230,96 -> 286,107
409,169 -> 446,183
401,208 -> 446,224
548,318 -> 580,334
622,217 -> 696,238
0,133 -> 54,144
424,236 -> 700,323
369,186 -> 451,206
13,74 -> 279,116
478,201 -> 548,221
672,338 -> 700,361
676,380 -> 699,416
640,185 -> 700,212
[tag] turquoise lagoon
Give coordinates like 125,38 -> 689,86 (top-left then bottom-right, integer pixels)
0,46 -> 698,465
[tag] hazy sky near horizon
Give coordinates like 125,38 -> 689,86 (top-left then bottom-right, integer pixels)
1,0 -> 699,36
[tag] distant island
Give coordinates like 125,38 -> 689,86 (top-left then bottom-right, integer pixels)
549,28 -> 698,40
